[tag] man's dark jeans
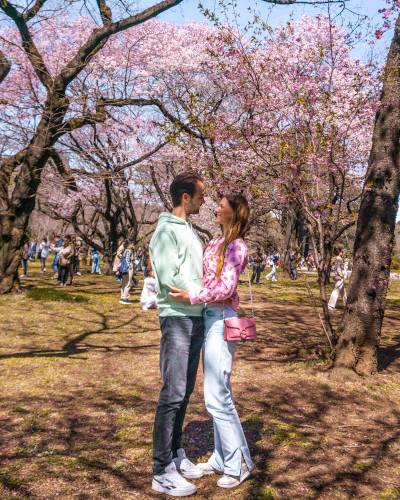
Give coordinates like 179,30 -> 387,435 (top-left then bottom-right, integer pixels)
152,315 -> 204,475
251,265 -> 261,284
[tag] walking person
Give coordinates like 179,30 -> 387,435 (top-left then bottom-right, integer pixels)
170,194 -> 254,489
20,239 -> 29,277
250,247 -> 263,284
140,268 -> 158,310
91,247 -> 101,274
29,240 -> 37,262
328,247 -> 347,311
149,171 -> 206,497
74,240 -> 82,276
289,251 -> 297,280
52,237 -> 71,286
67,237 -> 78,285
120,240 -> 135,305
143,243 -> 150,276
113,239 -> 125,281
38,238 -> 50,273
136,247 -> 143,272
266,250 -> 278,281
51,236 -> 63,279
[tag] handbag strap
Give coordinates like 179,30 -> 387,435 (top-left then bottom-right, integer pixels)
223,264 -> 255,320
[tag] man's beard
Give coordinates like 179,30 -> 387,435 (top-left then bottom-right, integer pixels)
187,202 -> 200,215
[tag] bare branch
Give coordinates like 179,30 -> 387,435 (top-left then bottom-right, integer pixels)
48,148 -> 78,192
23,0 -> 47,21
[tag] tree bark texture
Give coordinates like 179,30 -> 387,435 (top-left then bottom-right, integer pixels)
331,15 -> 400,379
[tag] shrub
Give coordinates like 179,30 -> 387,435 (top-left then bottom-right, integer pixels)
26,288 -> 88,303
391,261 -> 400,270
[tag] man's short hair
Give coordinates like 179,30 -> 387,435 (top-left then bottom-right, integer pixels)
257,247 -> 260,251
170,171 -> 203,208
64,235 -> 71,241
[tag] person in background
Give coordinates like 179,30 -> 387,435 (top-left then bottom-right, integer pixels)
143,243 -> 150,276
38,238 -> 50,273
120,239 -> 135,305
328,247 -> 347,311
250,247 -> 263,285
20,238 -> 30,278
136,247 -> 143,272
67,237 -> 77,285
266,250 -> 278,282
289,251 -> 297,280
113,239 -> 125,281
51,236 -> 63,279
74,240 -> 82,276
140,268 -> 158,310
29,240 -> 37,262
52,237 -> 71,286
91,247 -> 101,274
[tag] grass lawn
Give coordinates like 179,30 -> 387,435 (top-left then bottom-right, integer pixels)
1,262 -> 400,499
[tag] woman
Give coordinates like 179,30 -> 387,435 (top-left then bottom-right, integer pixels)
53,239 -> 71,286
20,239 -> 30,278
38,238 -> 50,273
113,239 -> 126,281
170,194 -> 254,489
120,240 -> 135,305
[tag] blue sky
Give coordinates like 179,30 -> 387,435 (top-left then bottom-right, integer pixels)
158,0 -> 400,221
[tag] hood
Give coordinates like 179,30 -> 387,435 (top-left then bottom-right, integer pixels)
156,212 -> 189,227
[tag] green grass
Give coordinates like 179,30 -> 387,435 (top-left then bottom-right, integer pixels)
26,287 -> 89,303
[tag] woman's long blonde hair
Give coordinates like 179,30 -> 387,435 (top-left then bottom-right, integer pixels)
216,194 -> 249,277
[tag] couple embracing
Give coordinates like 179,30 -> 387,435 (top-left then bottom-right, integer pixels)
149,171 -> 254,497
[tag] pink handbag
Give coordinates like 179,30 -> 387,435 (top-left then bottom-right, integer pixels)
223,269 -> 257,342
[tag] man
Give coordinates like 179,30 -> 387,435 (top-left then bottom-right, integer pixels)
51,235 -> 63,279
250,247 -> 263,284
29,240 -> 37,261
149,171 -> 206,497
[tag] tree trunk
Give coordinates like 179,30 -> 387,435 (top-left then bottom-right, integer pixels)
103,251 -> 114,276
331,15 -> 400,380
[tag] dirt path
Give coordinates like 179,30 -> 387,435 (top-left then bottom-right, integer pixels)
0,263 -> 400,499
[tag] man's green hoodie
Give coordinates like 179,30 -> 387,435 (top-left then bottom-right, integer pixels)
149,212 -> 204,317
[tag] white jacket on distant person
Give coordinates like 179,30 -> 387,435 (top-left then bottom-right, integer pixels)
140,277 -> 158,309
39,242 -> 50,259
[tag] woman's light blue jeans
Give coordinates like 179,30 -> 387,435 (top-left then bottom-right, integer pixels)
203,304 -> 254,477
92,255 -> 101,273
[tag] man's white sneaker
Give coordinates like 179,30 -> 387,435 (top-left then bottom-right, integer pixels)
172,448 -> 204,479
217,463 -> 251,489
142,306 -> 148,311
19,274 -> 26,278
152,462 -> 197,497
328,307 -> 336,311
196,462 -> 223,475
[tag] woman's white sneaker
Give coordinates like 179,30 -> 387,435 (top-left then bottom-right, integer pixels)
217,463 -> 251,489
196,462 -> 222,475
152,462 -> 197,497
172,448 -> 204,479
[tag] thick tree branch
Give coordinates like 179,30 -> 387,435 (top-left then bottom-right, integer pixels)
56,0 -> 184,90
0,0 -> 53,90
23,0 -> 47,21
0,49 -> 11,88
48,148 -> 78,192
